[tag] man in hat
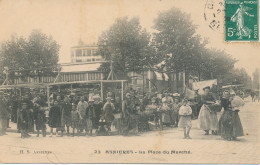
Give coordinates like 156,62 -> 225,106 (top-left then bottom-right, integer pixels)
22,93 -> 34,133
18,102 -> 31,138
85,98 -> 95,135
0,91 -> 9,136
193,89 -> 202,119
77,96 -> 88,135
93,95 -> 103,129
61,96 -> 72,136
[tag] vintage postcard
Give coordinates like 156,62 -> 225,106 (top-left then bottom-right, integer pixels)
0,0 -> 260,164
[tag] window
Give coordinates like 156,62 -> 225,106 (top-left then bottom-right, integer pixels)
76,59 -> 82,62
83,49 -> 86,56
92,58 -> 95,61
76,49 -> 82,57
87,49 -> 91,56
92,49 -> 98,56
86,59 -> 91,62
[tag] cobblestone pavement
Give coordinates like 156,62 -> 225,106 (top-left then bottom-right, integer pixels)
0,97 -> 259,163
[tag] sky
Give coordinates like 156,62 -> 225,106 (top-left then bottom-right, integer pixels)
0,0 -> 259,77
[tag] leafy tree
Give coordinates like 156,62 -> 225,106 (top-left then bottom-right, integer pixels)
252,68 -> 260,90
0,30 -> 60,82
98,17 -> 155,79
200,48 -> 237,80
221,68 -> 252,88
153,8 -> 237,85
153,8 -> 205,73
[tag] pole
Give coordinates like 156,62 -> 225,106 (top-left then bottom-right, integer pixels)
148,70 -> 151,92
121,81 -> 124,101
47,85 -> 50,108
101,81 -> 103,101
143,69 -> 145,98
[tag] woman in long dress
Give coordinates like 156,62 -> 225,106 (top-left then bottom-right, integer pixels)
218,90 -> 244,140
231,2 -> 254,39
198,86 -> 218,135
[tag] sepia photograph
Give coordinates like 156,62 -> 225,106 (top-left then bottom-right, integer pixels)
0,0 -> 259,164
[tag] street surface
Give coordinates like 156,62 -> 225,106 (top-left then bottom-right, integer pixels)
0,97 -> 259,163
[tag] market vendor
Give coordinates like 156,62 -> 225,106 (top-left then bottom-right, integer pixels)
198,86 -> 218,135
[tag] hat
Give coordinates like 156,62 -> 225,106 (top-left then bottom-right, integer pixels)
93,95 -> 101,100
183,98 -> 188,102
203,86 -> 210,90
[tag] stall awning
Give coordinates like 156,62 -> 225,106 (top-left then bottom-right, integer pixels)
61,63 -> 101,73
154,71 -> 163,80
154,71 -> 168,81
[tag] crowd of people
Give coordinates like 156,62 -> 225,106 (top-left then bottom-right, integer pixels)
0,86 -> 245,141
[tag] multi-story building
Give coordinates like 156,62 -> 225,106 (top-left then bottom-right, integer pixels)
70,43 -> 103,63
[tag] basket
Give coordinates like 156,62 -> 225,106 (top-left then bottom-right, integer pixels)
207,103 -> 222,112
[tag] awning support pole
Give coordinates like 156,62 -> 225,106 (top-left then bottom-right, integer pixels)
47,85 -> 50,108
121,81 -> 124,101
101,81 -> 103,101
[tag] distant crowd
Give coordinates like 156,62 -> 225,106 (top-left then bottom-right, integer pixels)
0,86 -> 246,141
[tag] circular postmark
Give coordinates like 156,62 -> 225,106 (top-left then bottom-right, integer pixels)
204,0 -> 225,32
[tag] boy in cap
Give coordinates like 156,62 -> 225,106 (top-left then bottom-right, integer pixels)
71,103 -> 81,136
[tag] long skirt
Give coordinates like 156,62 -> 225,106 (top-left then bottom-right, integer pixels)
178,116 -> 192,128
198,104 -> 218,130
78,119 -> 87,130
231,111 -> 244,137
170,110 -> 178,124
218,110 -> 244,138
86,118 -> 93,130
162,111 -> 171,124
218,110 -> 233,139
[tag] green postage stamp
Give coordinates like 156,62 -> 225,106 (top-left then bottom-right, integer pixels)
225,0 -> 259,41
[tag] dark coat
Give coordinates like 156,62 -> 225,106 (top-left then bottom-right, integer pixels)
17,108 -> 30,130
48,106 -> 62,128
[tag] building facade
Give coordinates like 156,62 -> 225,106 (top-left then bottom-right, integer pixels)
70,43 -> 103,63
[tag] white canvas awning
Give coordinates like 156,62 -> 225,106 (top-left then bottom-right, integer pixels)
154,71 -> 168,81
192,79 -> 217,94
60,63 -> 101,73
154,71 -> 163,80
163,73 -> 169,81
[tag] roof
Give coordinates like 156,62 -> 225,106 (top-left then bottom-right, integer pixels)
60,63 -> 101,73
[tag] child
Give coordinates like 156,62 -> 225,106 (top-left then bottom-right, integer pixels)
48,101 -> 62,137
71,103 -> 81,136
178,98 -> 192,139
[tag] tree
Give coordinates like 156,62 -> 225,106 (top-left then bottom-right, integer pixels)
153,8 -> 237,84
153,8 -> 205,73
0,30 -> 60,82
200,48 -> 237,80
252,68 -> 260,90
98,17 -> 155,79
221,68 -> 252,88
